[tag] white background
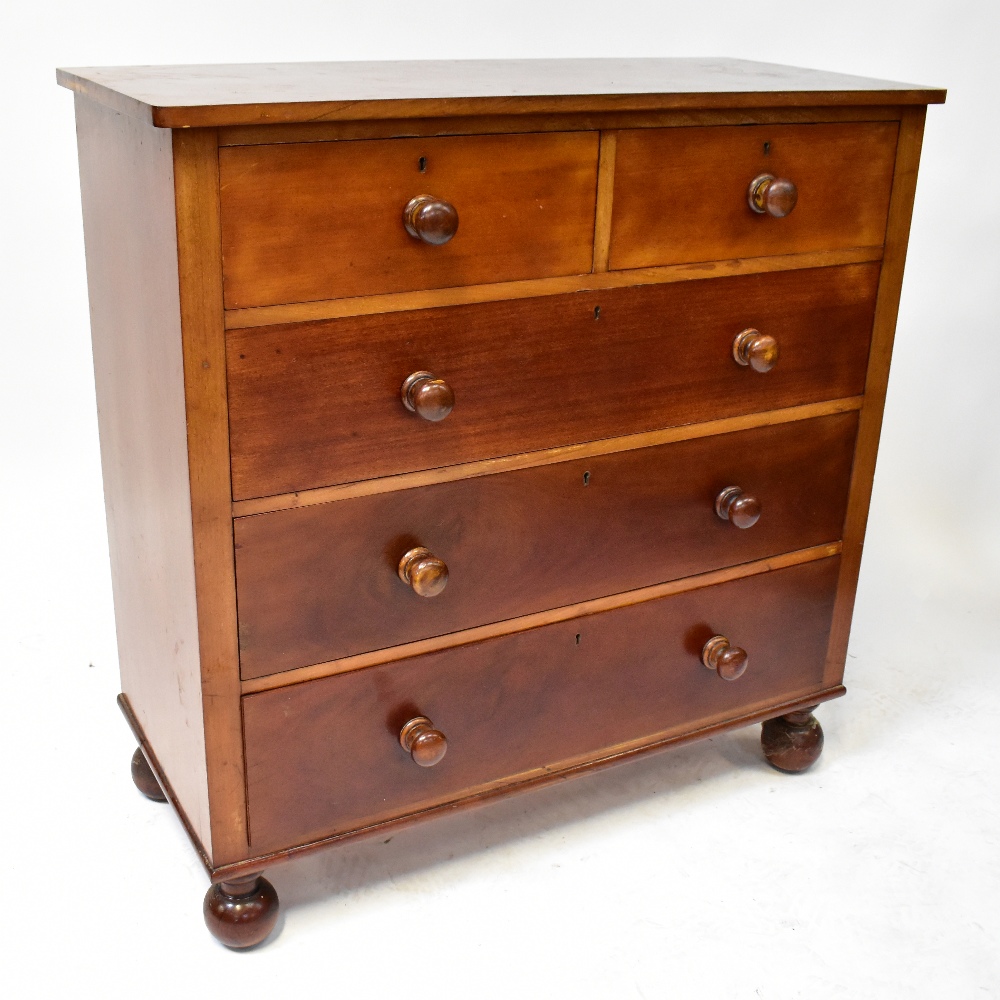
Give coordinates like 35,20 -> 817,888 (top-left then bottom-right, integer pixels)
1,2 -> 998,997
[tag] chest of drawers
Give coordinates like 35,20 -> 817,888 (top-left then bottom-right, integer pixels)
59,58 -> 945,947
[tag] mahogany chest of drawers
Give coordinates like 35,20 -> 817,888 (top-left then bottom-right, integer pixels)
59,58 -> 945,947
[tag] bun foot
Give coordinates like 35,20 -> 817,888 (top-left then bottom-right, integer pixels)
204,874 -> 279,949
130,747 -> 167,801
761,707 -> 824,773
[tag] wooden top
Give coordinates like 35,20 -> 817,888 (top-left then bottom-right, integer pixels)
56,58 -> 946,128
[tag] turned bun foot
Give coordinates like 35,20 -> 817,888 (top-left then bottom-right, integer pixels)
761,708 -> 824,773
130,747 -> 167,802
204,874 -> 279,948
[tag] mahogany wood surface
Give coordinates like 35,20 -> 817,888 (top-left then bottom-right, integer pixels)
234,412 -> 856,678
219,131 -> 599,308
761,708 -> 825,772
73,96 -> 213,856
243,556 -> 840,854
203,875 -> 279,949
610,122 -> 898,270
227,262 -> 878,500
56,59 -> 945,128
131,747 -> 167,802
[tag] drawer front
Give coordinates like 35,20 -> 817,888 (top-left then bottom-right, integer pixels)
235,411 -> 856,678
244,556 -> 840,853
219,132 -> 600,308
609,122 -> 898,270
228,262 -> 877,500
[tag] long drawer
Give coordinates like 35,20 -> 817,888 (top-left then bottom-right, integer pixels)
219,131 -> 600,308
243,556 -> 841,854
227,262 -> 877,500
609,122 -> 898,270
235,411 -> 857,678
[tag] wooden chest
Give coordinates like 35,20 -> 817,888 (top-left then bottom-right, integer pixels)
58,58 -> 945,947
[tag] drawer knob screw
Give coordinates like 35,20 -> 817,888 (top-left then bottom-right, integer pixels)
715,486 -> 762,529
400,716 -> 448,767
747,173 -> 798,217
403,194 -> 459,245
702,635 -> 749,681
399,546 -> 449,597
401,371 -> 455,422
733,328 -> 779,372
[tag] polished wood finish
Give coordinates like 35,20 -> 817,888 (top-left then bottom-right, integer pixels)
715,486 -> 762,529
131,747 -> 167,802
401,371 -> 455,422
748,174 -> 798,217
610,123 -> 898,270
403,194 -> 459,245
227,263 -> 877,499
203,874 -> 279,948
56,59 -> 944,129
733,328 -> 779,372
218,131 -> 599,308
234,413 -> 856,678
243,557 -> 840,854
399,717 -> 449,767
701,635 -> 749,681
398,546 -> 449,598
761,707 -> 824,772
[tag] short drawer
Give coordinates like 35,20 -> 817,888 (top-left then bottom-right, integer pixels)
609,122 -> 898,270
235,411 -> 856,678
219,131 -> 600,308
243,555 -> 840,853
228,262 -> 877,500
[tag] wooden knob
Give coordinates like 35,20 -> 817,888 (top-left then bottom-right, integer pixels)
715,486 -> 762,529
398,546 -> 449,597
401,371 -> 455,422
702,635 -> 749,681
403,194 -> 459,245
747,174 -> 798,217
400,716 -> 448,767
733,328 -> 779,372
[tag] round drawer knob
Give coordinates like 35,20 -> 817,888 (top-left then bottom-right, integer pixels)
398,546 -> 449,598
403,194 -> 459,245
715,486 -> 762,529
733,328 -> 779,373
401,371 -> 455,422
702,635 -> 749,681
400,716 -> 448,767
747,173 -> 798,217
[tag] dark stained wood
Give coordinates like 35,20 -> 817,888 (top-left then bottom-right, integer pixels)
218,131 -> 599,308
73,96 -> 214,857
227,263 -> 878,500
131,747 -> 167,802
715,486 -> 762,529
610,123 -> 898,269
733,329 -> 779,372
403,194 -> 459,245
701,635 -> 749,681
234,412 -> 857,678
203,875 -> 279,948
761,708 -> 824,772
398,546 -> 449,598
401,372 -> 455,422
56,59 -> 945,129
399,717 -> 449,767
748,174 -> 798,217
243,557 -> 841,854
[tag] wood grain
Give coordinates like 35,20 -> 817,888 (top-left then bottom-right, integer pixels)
227,263 -> 879,500
240,542 -> 841,693
224,246 -> 884,330
610,122 -> 899,270
219,131 -> 599,308
592,131 -> 617,271
824,106 -> 928,686
242,556 -> 841,854
234,412 -> 856,678
73,96 -> 213,859
55,59 -> 945,128
172,129 -> 248,865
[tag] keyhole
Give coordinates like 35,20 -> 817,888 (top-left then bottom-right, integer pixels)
763,141 -> 771,155
583,471 -> 591,486
418,156 -> 427,172
594,305 -> 601,320
575,633 -> 581,645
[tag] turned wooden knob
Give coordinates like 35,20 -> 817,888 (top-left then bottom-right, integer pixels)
702,635 -> 749,681
715,486 -> 762,529
747,173 -> 798,217
400,716 -> 448,767
398,546 -> 449,597
733,328 -> 779,372
403,194 -> 459,245
401,371 -> 455,421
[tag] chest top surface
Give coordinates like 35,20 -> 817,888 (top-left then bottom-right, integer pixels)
56,57 -> 945,128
